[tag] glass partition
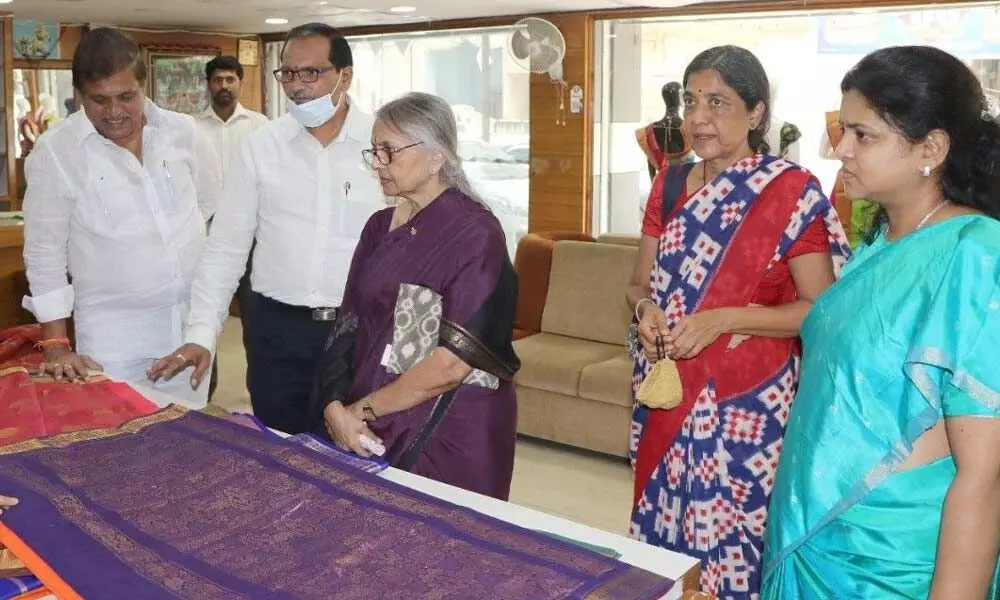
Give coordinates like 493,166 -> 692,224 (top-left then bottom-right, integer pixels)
13,68 -> 74,160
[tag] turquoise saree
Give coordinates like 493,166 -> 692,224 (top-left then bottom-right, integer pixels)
763,215 -> 1000,599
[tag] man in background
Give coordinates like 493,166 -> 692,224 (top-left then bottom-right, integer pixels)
151,24 -> 384,433
196,55 -> 268,401
196,55 -> 268,179
22,28 -> 220,406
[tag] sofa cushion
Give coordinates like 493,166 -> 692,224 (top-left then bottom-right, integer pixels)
596,234 -> 641,247
540,241 -> 637,346
513,333 -> 622,397
512,233 -> 595,334
578,354 -> 636,408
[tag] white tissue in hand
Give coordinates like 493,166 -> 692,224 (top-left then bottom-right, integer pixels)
359,435 -> 385,456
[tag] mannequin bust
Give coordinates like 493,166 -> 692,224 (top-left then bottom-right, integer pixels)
636,82 -> 691,180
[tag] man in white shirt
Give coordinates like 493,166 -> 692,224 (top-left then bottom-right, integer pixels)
196,55 -> 268,179
196,55 -> 268,402
151,23 -> 384,434
22,28 -> 221,406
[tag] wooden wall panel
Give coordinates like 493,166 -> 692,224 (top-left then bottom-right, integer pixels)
528,13 -> 593,234
53,26 -> 264,113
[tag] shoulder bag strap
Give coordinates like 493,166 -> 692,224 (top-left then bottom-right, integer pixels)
396,390 -> 458,471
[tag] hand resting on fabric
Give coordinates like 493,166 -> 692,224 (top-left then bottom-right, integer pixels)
147,343 -> 212,389
36,346 -> 103,382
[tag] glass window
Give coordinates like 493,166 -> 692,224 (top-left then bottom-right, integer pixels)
264,28 -> 531,257
592,4 -> 1000,237
13,69 -> 74,160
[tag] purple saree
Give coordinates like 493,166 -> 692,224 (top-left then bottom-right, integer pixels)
0,407 -> 674,599
312,188 -> 520,500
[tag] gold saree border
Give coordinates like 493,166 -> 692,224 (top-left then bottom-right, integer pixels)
0,405 -> 189,457
0,365 -> 109,384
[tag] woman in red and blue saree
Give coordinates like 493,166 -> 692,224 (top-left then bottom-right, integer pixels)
763,46 -> 1000,600
625,46 -> 851,599
310,92 -> 520,500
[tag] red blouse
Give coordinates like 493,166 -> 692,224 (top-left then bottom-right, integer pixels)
641,167 -> 830,305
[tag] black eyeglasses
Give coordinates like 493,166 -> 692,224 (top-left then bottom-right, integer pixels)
362,142 -> 423,167
272,67 -> 336,83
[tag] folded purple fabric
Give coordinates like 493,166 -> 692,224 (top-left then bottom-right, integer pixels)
0,407 -> 674,599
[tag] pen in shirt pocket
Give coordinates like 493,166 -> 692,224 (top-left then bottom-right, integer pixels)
163,160 -> 172,179
343,181 -> 351,199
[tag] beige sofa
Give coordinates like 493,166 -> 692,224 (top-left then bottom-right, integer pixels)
513,240 -> 638,458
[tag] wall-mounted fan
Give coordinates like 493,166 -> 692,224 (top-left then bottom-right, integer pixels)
507,17 -> 569,125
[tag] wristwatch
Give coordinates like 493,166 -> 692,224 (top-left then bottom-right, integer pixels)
360,394 -> 378,423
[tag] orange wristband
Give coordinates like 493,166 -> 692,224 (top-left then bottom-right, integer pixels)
35,338 -> 72,350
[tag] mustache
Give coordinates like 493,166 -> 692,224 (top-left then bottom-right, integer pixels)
214,90 -> 235,102
287,90 -> 314,102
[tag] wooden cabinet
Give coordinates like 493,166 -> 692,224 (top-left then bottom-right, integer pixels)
0,222 -> 30,328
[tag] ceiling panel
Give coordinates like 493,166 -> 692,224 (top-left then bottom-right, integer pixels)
7,0 -> 637,33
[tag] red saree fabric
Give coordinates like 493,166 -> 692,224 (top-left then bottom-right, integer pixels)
0,326 -> 42,370
0,368 -> 158,448
0,325 -> 158,447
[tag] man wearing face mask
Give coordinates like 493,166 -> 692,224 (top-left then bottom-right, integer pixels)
21,28 -> 221,405
151,23 -> 384,434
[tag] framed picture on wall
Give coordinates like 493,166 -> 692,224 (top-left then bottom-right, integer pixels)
238,39 -> 259,67
145,47 -> 221,116
13,20 -> 60,61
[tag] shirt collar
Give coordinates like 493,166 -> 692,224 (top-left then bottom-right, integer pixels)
75,98 -> 166,144
198,102 -> 252,124
281,94 -> 371,144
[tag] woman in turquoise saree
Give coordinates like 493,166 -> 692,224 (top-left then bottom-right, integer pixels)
763,46 -> 1000,599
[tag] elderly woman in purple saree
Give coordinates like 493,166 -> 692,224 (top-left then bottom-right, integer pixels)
310,92 -> 520,500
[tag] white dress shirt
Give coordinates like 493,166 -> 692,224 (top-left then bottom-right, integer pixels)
22,99 -> 221,368
183,97 -> 385,352
195,102 -> 269,179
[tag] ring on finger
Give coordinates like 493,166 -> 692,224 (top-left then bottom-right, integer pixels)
173,352 -> 187,363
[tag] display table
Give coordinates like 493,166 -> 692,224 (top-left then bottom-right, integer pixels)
126,383 -> 701,598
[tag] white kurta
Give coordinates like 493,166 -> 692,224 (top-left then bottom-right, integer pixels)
195,103 -> 269,180
21,99 -> 222,406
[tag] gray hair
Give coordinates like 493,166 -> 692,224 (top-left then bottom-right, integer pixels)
375,92 -> 484,205
684,45 -> 772,155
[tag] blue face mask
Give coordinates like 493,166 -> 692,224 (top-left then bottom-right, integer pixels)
287,74 -> 343,128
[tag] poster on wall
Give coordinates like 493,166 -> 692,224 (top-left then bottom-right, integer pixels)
818,7 -> 1000,56
13,21 -> 60,61
149,53 -> 218,115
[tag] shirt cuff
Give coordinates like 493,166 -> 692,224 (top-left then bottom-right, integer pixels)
22,285 -> 74,323
183,324 -> 219,354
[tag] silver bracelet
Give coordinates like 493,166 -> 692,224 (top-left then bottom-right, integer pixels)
634,298 -> 657,322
